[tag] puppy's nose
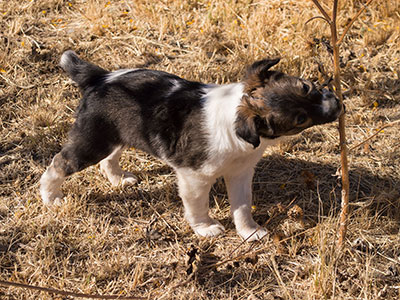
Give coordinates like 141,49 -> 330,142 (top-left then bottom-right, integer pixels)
322,88 -> 336,99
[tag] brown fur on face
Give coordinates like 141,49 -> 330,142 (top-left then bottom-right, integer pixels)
242,58 -> 281,95
236,94 -> 274,148
236,58 -> 341,148
235,58 -> 281,147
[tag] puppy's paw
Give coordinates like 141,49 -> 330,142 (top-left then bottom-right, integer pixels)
52,196 -> 64,206
41,191 -> 64,206
238,227 -> 268,241
192,221 -> 225,238
121,172 -> 138,187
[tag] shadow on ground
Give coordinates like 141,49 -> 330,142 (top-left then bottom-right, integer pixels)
82,153 -> 400,231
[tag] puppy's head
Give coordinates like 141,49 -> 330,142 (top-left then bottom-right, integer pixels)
236,58 -> 344,148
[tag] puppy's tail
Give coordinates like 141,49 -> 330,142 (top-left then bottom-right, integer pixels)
60,50 -> 108,89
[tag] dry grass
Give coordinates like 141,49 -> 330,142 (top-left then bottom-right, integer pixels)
1,0 -> 400,299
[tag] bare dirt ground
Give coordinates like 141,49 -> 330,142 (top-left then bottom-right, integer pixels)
1,0 -> 399,299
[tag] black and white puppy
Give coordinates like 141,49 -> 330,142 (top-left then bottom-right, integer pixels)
40,51 -> 343,241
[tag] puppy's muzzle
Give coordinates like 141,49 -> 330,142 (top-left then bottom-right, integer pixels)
319,89 -> 344,123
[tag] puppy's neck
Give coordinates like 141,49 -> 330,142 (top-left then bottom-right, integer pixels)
203,83 -> 255,153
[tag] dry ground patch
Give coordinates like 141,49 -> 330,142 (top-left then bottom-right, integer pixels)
1,0 -> 400,299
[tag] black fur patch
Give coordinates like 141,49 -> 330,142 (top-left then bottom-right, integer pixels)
62,68 -> 209,173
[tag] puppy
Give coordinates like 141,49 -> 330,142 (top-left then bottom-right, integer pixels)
40,51 -> 343,241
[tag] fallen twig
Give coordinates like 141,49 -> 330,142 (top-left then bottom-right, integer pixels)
349,120 -> 400,152
0,280 -> 146,300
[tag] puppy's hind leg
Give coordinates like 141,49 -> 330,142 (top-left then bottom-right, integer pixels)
40,125 -> 121,206
99,146 -> 137,187
176,170 -> 225,237
40,153 -> 67,206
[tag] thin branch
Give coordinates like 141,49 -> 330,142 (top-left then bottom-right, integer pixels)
333,0 -> 339,27
349,120 -> 400,152
330,0 -> 350,249
0,280 -> 146,300
305,16 -> 331,26
311,0 -> 332,23
337,0 -> 375,45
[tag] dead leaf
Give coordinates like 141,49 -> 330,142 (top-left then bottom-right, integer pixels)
287,204 -> 304,220
288,205 -> 305,227
185,245 -> 200,275
276,203 -> 286,213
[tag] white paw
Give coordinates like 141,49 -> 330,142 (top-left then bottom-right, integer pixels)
192,221 -> 225,238
52,196 -> 64,206
41,190 -> 64,206
238,227 -> 268,241
121,172 -> 138,187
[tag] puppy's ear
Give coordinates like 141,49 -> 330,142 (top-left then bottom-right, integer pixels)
235,96 -> 261,148
235,115 -> 260,148
243,58 -> 281,94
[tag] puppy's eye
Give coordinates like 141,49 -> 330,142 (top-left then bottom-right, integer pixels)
302,83 -> 310,94
296,113 -> 308,126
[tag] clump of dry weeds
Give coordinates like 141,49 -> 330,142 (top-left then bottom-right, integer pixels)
1,0 -> 399,299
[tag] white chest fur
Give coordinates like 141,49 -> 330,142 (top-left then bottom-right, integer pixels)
199,83 -> 282,178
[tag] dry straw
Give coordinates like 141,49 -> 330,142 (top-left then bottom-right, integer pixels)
1,0 -> 400,299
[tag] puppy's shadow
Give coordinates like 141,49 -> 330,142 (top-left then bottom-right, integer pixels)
83,154 -> 399,233
251,154 -> 399,224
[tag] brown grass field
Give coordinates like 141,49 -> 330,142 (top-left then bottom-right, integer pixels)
1,0 -> 400,299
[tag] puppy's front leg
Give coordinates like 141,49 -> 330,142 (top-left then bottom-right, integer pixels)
225,169 -> 268,241
176,170 -> 225,237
